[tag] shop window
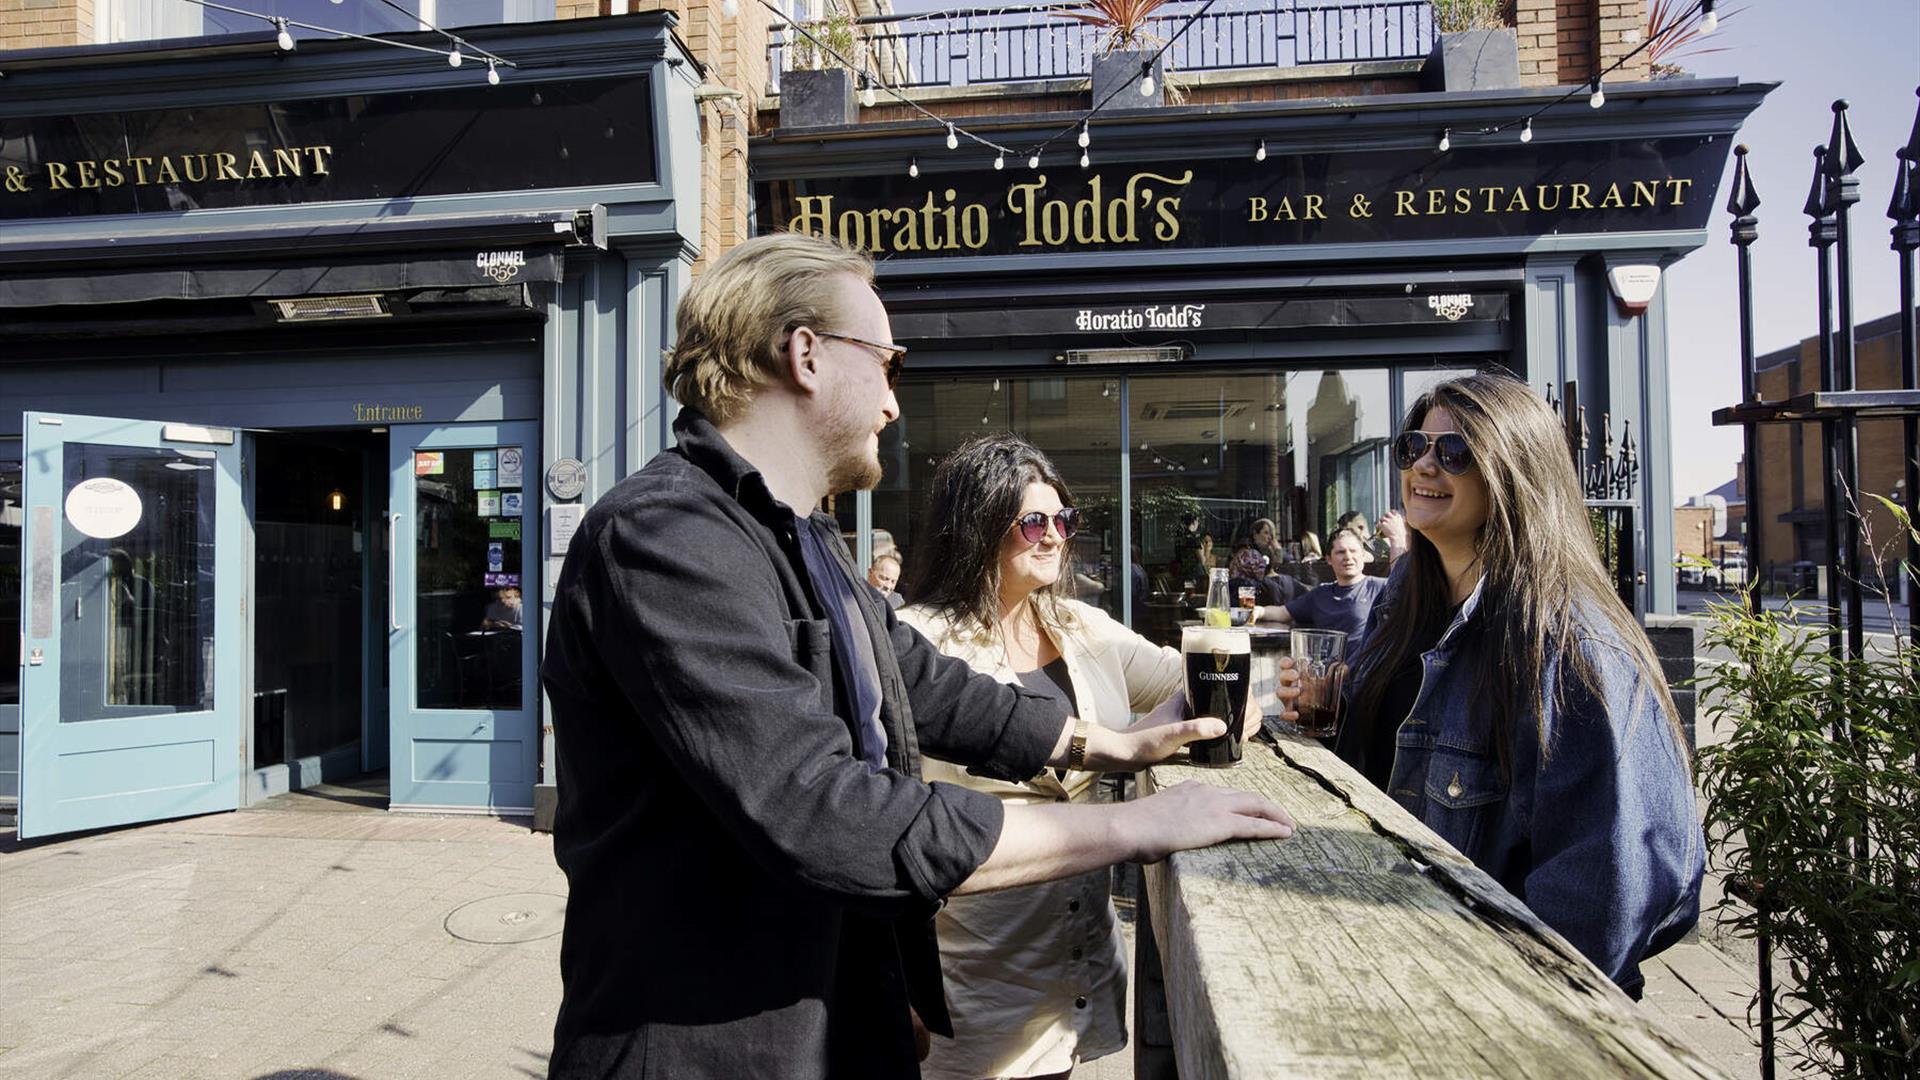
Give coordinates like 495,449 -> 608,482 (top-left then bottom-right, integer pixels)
97,0 -> 552,46
878,375 -> 1125,623
1,448 -> 19,710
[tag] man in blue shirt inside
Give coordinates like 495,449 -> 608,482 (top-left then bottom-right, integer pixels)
541,233 -> 1295,1079
1252,526 -> 1389,656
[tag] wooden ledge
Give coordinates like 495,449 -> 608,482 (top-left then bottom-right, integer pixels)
1136,728 -> 1727,1079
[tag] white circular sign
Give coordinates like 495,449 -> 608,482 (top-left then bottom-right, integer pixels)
64,478 -> 144,540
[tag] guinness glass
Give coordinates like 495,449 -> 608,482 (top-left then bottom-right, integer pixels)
1181,625 -> 1251,767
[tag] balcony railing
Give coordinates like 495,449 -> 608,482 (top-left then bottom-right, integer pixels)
769,0 -> 1435,94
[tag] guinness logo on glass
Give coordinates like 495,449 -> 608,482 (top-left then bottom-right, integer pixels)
1213,648 -> 1232,673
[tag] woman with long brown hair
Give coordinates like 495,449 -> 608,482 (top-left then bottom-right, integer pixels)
1325,371 -> 1701,998
899,433 -> 1255,1080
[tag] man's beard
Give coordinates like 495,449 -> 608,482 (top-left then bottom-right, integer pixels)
822,386 -> 884,494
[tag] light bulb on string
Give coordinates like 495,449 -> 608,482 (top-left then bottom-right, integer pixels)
993,152 -> 1005,171
1519,117 -> 1533,143
448,46 -> 463,67
992,378 -> 1000,392
860,78 -> 875,109
1254,139 -> 1266,162
1589,79 -> 1605,108
274,18 -> 294,50
946,124 -> 958,151
1027,152 -> 1041,169
487,60 -> 500,85
1437,128 -> 1450,153
908,157 -> 918,178
1079,151 -> 1090,169
1077,123 -> 1090,149
1139,63 -> 1155,97
1699,0 -> 1716,34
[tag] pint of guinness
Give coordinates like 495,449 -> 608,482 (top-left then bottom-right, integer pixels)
1181,626 -> 1251,767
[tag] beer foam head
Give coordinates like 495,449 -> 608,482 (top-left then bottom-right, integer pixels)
1182,626 -> 1250,654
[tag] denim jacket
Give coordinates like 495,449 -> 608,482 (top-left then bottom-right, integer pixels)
1351,572 -> 1703,997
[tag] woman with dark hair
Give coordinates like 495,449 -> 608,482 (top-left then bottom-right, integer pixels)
900,433 -> 1253,1080
1306,371 -> 1701,998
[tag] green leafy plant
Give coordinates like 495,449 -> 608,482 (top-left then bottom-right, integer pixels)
1430,0 -> 1512,33
791,4 -> 860,73
1695,533 -> 1920,1075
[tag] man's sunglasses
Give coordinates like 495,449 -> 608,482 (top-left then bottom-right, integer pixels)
1013,508 -> 1080,545
816,330 -> 908,388
1392,430 -> 1473,475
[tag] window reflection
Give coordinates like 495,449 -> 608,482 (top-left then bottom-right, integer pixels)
60,444 -> 217,721
1,448 -> 20,708
414,447 -> 524,711
877,375 -> 1125,622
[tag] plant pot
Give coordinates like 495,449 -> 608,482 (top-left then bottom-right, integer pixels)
1420,28 -> 1520,92
1091,48 -> 1165,110
780,68 -> 857,129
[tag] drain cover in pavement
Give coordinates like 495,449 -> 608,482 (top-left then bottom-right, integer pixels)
445,892 -> 567,944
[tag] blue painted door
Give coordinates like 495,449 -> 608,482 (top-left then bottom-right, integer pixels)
388,423 -> 538,813
15,413 -> 243,839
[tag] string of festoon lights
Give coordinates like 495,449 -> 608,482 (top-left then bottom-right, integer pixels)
750,0 -> 1224,174
174,0 -> 518,83
746,0 -> 1723,174
1426,0 -> 1721,154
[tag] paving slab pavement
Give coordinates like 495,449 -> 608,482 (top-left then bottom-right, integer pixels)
3,779 -> 1771,1080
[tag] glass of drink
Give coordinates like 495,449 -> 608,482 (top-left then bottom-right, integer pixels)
1288,628 -> 1348,739
1181,625 -> 1251,767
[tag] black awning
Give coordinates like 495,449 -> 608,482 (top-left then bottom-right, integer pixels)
0,250 -> 563,308
0,207 -> 597,307
892,292 -> 1510,342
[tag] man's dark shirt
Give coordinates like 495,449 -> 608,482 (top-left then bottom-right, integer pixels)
542,411 -> 1067,1079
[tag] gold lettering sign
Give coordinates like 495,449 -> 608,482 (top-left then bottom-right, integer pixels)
352,403 -> 425,422
3,145 -> 335,195
789,170 -> 1195,256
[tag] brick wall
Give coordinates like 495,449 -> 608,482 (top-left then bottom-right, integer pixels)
1514,0 -> 1557,87
1596,0 -> 1649,82
1751,322 -> 1910,580
2,0 -> 91,52
1555,0 -> 1594,87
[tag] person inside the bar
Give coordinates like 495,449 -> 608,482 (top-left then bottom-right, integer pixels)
1249,527 -> 1386,656
898,432 -> 1262,1080
866,549 -> 906,609
1317,371 -> 1701,998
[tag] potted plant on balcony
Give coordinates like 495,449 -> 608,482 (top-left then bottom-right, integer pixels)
1051,0 -> 1172,107
1422,0 -> 1520,93
780,4 -> 862,128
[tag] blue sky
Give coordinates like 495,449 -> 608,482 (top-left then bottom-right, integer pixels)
1658,0 -> 1918,500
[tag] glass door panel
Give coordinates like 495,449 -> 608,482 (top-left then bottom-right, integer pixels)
15,413 -> 242,839
2,443 -> 21,812
1128,370 -> 1392,648
877,374 -> 1124,621
388,422 -> 537,812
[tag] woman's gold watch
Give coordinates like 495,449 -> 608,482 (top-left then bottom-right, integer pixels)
1067,717 -> 1091,770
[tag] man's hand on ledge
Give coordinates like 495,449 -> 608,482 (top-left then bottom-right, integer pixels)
1120,781 -> 1297,863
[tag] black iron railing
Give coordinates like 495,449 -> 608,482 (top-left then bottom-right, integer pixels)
769,0 -> 1434,94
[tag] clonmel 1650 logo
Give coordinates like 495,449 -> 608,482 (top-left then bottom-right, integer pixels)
478,250 -> 527,283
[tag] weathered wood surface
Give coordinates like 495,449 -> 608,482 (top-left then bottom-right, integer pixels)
1138,727 -> 1726,1080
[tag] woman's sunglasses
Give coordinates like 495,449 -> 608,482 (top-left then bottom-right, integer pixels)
1392,430 -> 1473,475
1013,508 -> 1080,545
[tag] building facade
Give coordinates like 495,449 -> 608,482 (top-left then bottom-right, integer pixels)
0,0 -> 775,836
1749,307 -> 1917,594
754,0 -> 1767,653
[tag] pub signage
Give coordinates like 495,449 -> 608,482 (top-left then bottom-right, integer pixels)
759,135 -> 1731,258
1,76 -> 656,220
891,293 -> 1509,341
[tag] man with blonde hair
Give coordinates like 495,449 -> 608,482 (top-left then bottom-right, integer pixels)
542,232 -> 1293,1079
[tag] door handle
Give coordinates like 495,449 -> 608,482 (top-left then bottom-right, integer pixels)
389,511 -> 403,632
